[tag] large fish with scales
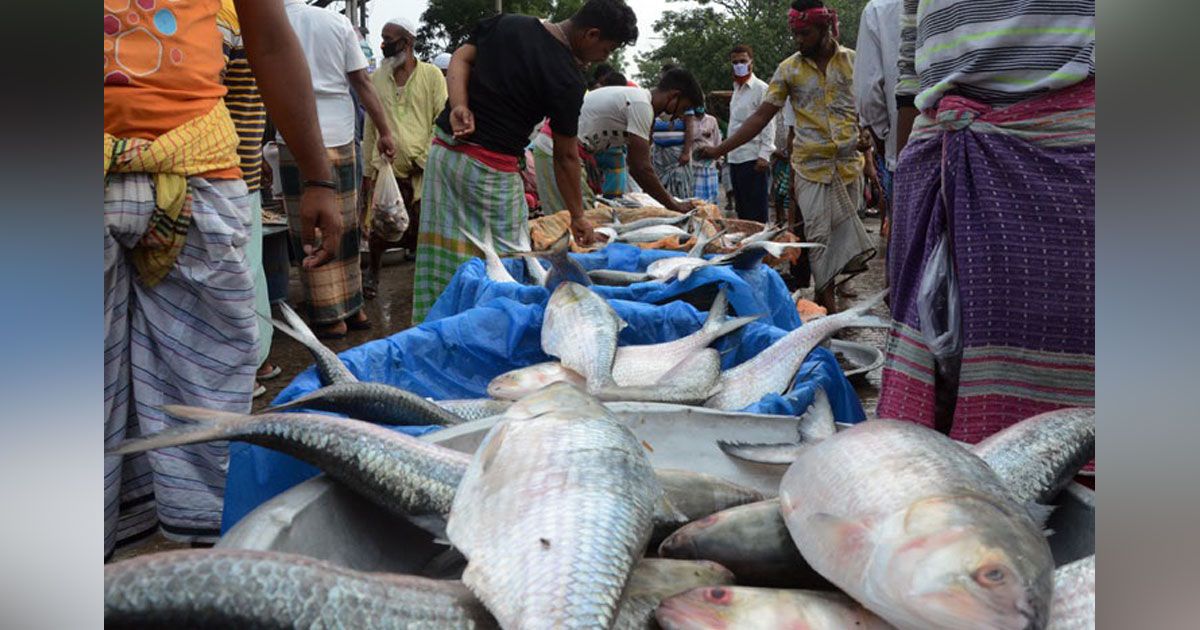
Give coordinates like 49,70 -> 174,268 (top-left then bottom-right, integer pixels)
493,290 -> 756,401
105,549 -> 498,629
107,404 -> 759,541
657,498 -> 832,589
971,408 -> 1095,504
265,381 -> 467,427
107,407 -> 468,527
447,382 -> 665,629
779,420 -> 1055,629
1047,555 -> 1094,629
541,282 -> 624,393
705,291 -> 889,410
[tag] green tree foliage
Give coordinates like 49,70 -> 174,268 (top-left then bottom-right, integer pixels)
634,0 -> 867,97
415,0 -> 585,57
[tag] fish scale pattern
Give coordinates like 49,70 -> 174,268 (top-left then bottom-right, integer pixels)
105,548 -> 498,628
971,408 -> 1095,505
449,406 -> 661,628
271,381 -> 467,427
708,305 -> 879,410
542,284 -> 625,392
1048,555 -> 1095,630
145,411 -> 471,519
779,420 -> 1054,629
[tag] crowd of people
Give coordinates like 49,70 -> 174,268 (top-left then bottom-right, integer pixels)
103,0 -> 1094,558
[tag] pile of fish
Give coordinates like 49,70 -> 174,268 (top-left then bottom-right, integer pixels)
105,376 -> 1095,628
102,266 -> 1094,628
462,213 -> 824,292
488,281 -> 887,408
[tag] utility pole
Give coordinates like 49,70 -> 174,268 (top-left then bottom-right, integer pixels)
496,0 -> 502,14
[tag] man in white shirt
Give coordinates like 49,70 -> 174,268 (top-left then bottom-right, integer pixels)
854,0 -> 901,198
278,0 -> 396,337
726,44 -> 775,223
533,68 -> 705,214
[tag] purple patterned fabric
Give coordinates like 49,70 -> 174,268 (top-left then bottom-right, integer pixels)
878,83 -> 1095,445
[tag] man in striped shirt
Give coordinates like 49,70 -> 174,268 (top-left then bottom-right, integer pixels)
218,1 -> 277,397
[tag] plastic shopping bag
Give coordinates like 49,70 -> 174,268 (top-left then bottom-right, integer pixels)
371,159 -> 408,242
916,231 -> 961,367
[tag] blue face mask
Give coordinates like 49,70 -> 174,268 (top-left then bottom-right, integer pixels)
732,62 -> 751,77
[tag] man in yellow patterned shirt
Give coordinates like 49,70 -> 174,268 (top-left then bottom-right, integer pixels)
700,0 -> 875,313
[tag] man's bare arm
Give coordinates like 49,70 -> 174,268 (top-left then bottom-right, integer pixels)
236,0 -> 339,267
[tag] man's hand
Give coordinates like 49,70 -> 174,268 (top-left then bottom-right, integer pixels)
377,134 -> 397,161
677,150 -> 692,166
450,105 -> 475,138
696,146 -> 722,161
570,215 -> 596,247
754,158 -> 769,173
298,187 -> 343,269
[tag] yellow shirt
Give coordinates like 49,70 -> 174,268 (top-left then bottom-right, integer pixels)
363,59 -> 448,180
764,46 -> 863,185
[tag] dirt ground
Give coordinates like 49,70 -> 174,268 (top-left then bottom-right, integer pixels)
110,216 -> 890,561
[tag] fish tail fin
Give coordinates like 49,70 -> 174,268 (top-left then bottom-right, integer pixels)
272,302 -> 326,350
847,290 -> 889,317
106,406 -> 248,456
269,317 -> 307,346
709,316 -> 761,344
513,231 -> 570,260
458,227 -> 491,258
701,291 -> 763,340
701,289 -> 730,332
494,235 -> 525,253
796,388 -> 836,442
717,440 -> 807,465
262,395 -> 309,414
834,290 -> 891,329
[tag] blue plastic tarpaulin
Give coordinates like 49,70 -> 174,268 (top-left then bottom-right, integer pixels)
425,242 -> 802,331
221,267 -> 865,534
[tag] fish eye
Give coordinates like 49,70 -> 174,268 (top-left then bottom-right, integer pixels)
973,564 -> 1009,587
703,587 -> 733,605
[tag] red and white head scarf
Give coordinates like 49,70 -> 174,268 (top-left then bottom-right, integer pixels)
787,6 -> 839,39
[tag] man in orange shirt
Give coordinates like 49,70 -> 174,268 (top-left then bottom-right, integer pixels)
104,0 -> 339,558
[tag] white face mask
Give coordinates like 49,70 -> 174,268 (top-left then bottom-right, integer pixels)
732,62 -> 751,77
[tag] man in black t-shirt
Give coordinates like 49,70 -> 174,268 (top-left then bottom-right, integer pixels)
411,0 -> 638,324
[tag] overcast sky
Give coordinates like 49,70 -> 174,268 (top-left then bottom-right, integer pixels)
364,0 -> 698,63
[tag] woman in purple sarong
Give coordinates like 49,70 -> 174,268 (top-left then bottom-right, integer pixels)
877,0 -> 1095,447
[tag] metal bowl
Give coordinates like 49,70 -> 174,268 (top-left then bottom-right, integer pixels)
828,338 -> 886,379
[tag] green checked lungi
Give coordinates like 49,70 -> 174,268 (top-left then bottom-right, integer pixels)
531,146 -> 596,215
412,133 -> 531,324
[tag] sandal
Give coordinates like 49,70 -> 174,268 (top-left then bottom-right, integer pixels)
252,383 -> 268,399
257,363 -> 282,381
